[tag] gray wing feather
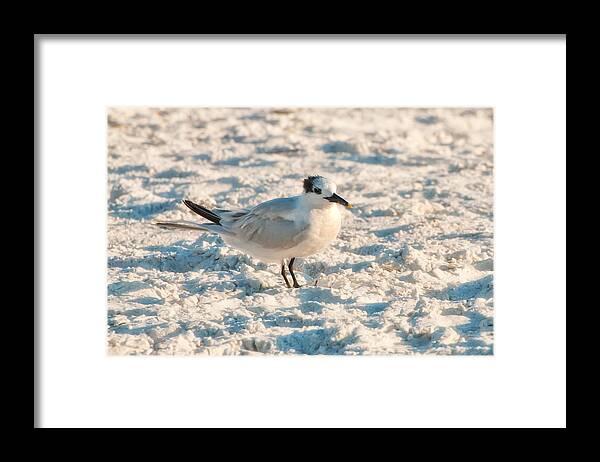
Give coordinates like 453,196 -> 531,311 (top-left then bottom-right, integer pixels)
221,197 -> 308,249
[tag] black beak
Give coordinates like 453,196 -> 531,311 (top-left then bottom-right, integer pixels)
325,193 -> 352,208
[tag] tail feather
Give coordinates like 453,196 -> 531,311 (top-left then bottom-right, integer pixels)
155,220 -> 208,231
182,200 -> 221,224
155,220 -> 232,236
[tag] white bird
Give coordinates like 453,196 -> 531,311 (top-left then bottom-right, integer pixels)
155,175 -> 352,288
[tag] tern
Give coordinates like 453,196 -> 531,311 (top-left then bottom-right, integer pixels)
156,175 -> 352,288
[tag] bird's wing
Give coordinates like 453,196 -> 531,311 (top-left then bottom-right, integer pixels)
222,197 -> 309,250
215,208 -> 251,219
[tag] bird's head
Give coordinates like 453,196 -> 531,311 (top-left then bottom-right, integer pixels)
302,175 -> 352,208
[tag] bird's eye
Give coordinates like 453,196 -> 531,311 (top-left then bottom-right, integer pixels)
314,188 -> 322,194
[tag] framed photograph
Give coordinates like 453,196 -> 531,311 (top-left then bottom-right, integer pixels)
35,35 -> 566,428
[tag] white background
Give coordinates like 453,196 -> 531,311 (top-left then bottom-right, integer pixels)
37,36 -> 566,428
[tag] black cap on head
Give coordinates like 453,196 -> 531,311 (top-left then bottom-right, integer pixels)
303,175 -> 321,193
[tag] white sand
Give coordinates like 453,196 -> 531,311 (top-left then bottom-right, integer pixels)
107,107 -> 493,355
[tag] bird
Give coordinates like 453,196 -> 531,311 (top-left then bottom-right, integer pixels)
155,175 -> 352,288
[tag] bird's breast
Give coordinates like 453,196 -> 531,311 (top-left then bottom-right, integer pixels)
305,205 -> 342,248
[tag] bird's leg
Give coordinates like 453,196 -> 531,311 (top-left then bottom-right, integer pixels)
281,261 -> 292,288
288,257 -> 301,288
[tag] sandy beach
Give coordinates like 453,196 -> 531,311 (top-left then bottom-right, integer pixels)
107,107 -> 494,355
